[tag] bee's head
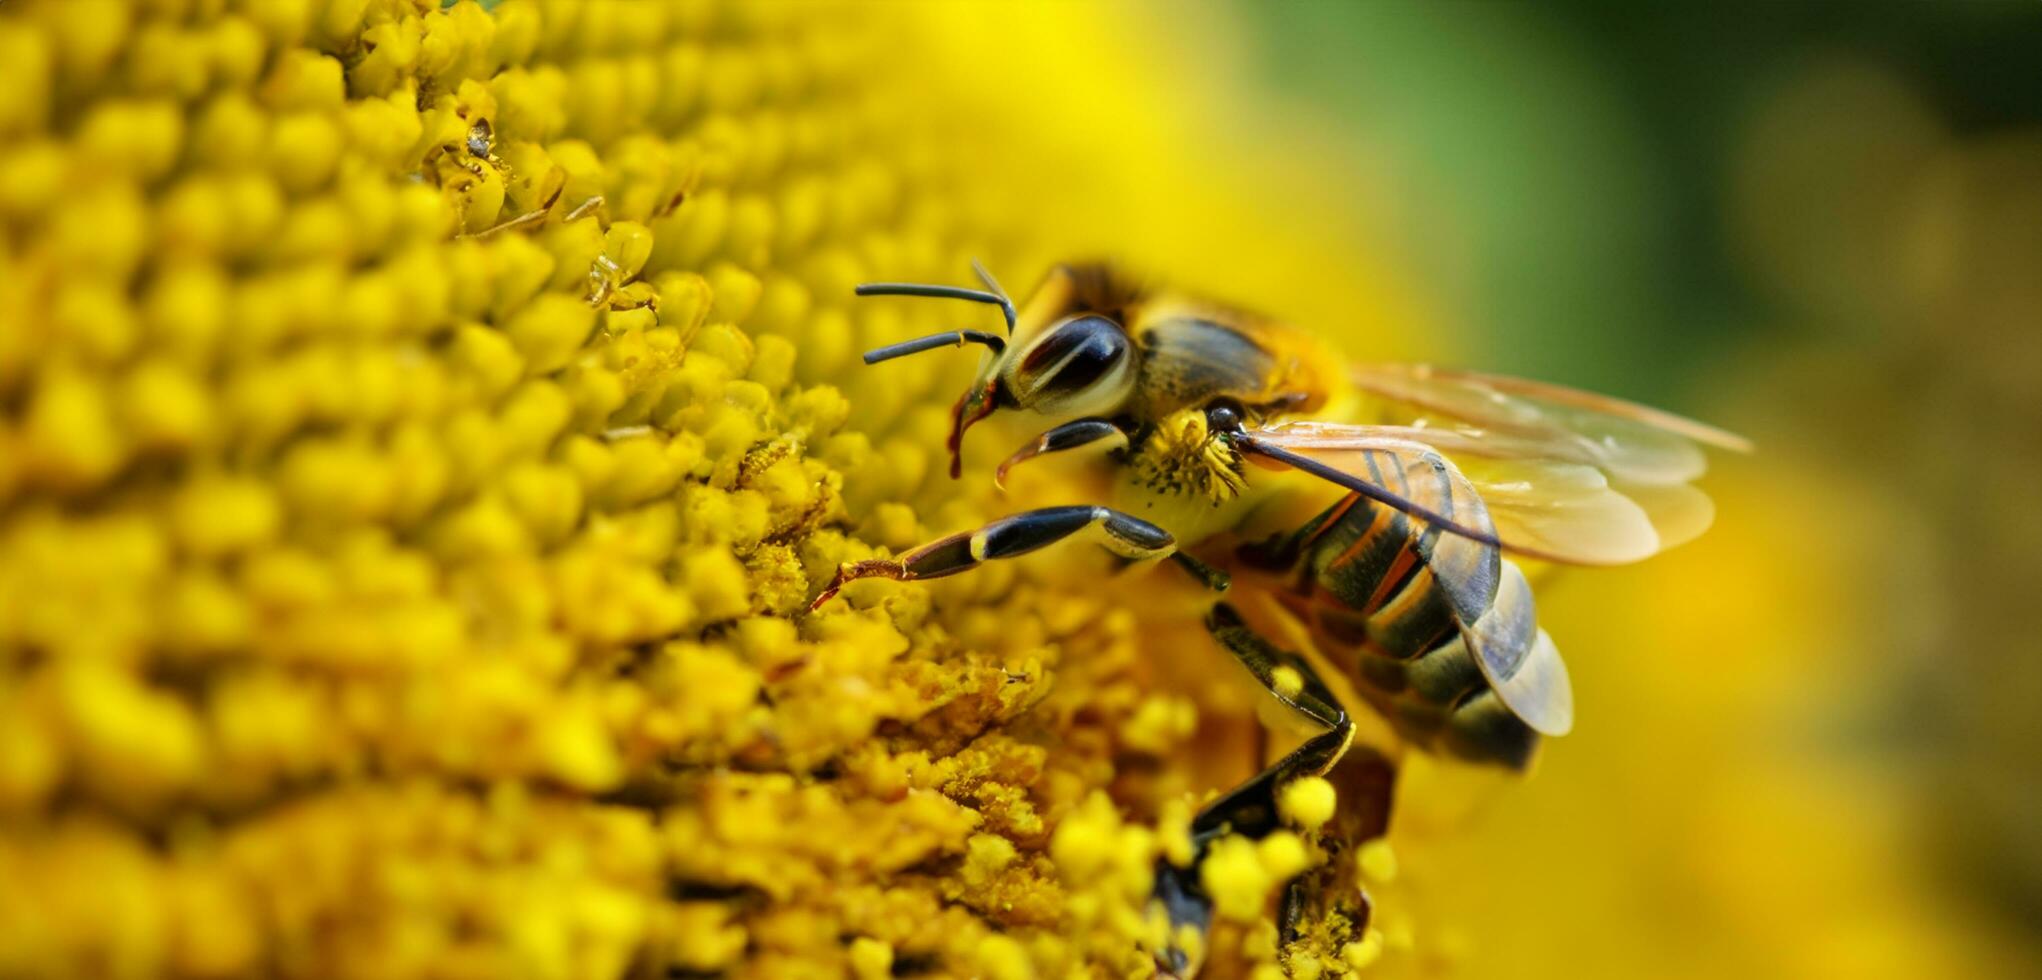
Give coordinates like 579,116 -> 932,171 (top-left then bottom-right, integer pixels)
855,267 -> 1140,477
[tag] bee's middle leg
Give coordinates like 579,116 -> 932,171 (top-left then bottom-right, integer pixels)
809,505 -> 1227,609
1151,602 -> 1358,971
1191,602 -> 1354,837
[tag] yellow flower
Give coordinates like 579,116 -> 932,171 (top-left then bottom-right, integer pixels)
0,1 -> 1304,976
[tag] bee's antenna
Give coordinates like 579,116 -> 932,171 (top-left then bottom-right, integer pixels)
855,280 -> 1017,333
862,329 -> 1006,365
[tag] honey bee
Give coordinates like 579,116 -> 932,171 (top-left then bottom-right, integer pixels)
811,262 -> 1747,975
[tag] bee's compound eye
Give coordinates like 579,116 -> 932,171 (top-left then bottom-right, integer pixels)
1022,316 -> 1126,390
1205,400 -> 1244,433
1012,314 -> 1136,414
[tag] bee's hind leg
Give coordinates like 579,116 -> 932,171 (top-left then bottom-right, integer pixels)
1151,602 -> 1357,974
808,505 -> 1226,610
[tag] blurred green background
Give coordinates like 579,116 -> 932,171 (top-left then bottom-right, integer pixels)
1249,2 -> 2038,394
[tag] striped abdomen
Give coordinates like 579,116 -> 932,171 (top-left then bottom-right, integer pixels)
1262,448 -> 1574,769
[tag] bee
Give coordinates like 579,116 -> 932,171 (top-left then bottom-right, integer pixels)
811,262 -> 1747,975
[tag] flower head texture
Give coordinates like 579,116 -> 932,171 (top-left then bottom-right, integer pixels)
0,1 -> 1319,976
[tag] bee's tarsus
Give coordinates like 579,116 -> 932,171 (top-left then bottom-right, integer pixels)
805,586 -> 840,613
807,557 -> 911,612
946,379 -> 1001,479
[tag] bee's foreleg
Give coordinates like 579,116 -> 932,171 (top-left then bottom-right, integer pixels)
993,417 -> 1131,489
1151,603 -> 1357,972
809,505 -> 1224,610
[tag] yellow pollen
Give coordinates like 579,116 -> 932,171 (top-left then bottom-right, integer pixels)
1342,929 -> 1386,970
1278,776 -> 1338,831
1357,838 -> 1400,884
1270,664 -> 1306,698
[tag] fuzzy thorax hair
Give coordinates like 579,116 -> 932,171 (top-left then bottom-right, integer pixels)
1130,409 -> 1248,504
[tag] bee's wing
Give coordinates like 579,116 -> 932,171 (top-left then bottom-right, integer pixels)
1244,421 -> 1678,566
1341,363 -> 1744,555
1349,362 -> 1749,480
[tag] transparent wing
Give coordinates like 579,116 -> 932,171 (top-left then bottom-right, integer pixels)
1244,421 -> 1667,566
1334,363 -> 1746,557
1347,361 -> 1747,479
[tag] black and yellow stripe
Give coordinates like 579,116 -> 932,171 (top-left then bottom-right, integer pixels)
1258,446 -> 1561,769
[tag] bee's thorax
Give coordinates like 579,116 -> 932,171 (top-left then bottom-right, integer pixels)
1128,409 -> 1246,505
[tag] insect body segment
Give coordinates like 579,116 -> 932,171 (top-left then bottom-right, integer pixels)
822,263 -> 1741,975
1248,469 -> 1566,769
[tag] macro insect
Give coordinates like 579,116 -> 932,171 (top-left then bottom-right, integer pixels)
811,262 -> 1747,975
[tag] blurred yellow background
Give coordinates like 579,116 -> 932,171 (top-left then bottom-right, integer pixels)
915,2 -> 2041,976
